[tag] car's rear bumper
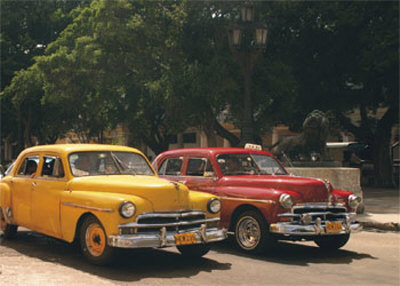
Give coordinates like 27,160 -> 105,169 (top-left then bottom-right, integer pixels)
108,225 -> 227,248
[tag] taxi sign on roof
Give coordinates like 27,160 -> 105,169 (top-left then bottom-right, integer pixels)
244,143 -> 262,151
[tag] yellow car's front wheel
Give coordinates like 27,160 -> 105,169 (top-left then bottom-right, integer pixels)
80,215 -> 115,265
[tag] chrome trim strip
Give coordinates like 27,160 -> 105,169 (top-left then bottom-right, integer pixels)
136,211 -> 206,219
62,202 -> 114,213
108,228 -> 227,248
119,217 -> 220,228
220,197 -> 275,205
292,204 -> 346,209
278,212 -> 351,218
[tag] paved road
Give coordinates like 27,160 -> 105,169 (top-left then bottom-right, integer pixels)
0,229 -> 399,286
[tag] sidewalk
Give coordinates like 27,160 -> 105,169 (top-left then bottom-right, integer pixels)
357,187 -> 400,232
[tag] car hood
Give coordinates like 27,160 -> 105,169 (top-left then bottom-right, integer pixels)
68,175 -> 189,211
217,175 -> 330,203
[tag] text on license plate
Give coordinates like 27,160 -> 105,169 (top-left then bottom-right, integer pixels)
326,221 -> 342,233
174,233 -> 197,245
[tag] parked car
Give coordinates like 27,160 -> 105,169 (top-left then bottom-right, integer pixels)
153,147 -> 362,253
0,144 -> 226,264
326,142 -> 374,185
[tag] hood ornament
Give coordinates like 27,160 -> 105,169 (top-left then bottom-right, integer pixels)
324,179 -> 334,206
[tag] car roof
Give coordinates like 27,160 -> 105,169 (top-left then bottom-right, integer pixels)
157,147 -> 274,157
20,144 -> 141,155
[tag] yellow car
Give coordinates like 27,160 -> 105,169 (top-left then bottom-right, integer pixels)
0,144 -> 226,264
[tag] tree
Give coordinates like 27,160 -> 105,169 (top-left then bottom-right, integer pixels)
1,0 -> 83,153
266,2 -> 399,186
37,0 -> 192,153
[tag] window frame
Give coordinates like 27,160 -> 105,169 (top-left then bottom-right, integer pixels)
16,155 -> 40,177
158,157 -> 184,176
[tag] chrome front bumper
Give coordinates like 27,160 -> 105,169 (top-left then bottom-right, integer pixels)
270,204 -> 363,236
270,221 -> 362,236
108,224 -> 227,248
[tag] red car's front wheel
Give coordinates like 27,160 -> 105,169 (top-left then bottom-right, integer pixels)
234,210 -> 275,253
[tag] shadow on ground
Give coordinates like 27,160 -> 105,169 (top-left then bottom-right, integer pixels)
0,230 -> 377,281
212,236 -> 377,267
0,230 -> 231,282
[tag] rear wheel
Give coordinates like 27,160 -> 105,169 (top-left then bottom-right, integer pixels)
177,244 -> 211,257
234,210 -> 275,253
79,216 -> 115,265
0,208 -> 17,239
314,234 -> 350,250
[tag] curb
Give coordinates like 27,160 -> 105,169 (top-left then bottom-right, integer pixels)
360,221 -> 400,232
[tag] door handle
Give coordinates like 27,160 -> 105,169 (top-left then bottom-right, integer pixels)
178,180 -> 186,184
32,182 -> 37,187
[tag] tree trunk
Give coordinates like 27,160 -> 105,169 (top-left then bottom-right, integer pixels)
214,119 -> 240,147
372,106 -> 398,187
204,127 -> 217,147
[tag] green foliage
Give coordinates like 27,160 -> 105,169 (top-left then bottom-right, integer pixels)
1,0 -> 398,183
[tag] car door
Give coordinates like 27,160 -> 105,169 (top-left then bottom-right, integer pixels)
11,155 -> 40,228
182,157 -> 217,194
31,155 -> 66,238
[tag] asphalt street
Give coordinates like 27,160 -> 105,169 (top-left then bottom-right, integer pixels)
0,229 -> 399,286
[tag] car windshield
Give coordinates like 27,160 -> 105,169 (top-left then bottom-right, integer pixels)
69,151 -> 154,177
216,153 -> 286,176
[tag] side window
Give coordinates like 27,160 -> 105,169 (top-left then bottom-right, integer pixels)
158,158 -> 183,176
42,156 -> 65,178
17,156 -> 39,176
187,158 -> 207,176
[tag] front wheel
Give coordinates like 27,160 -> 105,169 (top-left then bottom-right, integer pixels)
0,208 -> 17,239
234,210 -> 275,253
79,216 -> 115,265
177,244 -> 211,257
314,234 -> 350,250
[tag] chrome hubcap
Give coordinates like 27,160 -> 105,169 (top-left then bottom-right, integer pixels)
237,216 -> 261,250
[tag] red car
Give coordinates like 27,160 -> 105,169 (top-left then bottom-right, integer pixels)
153,147 -> 362,253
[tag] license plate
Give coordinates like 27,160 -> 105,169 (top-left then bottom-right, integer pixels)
326,221 -> 342,233
174,233 -> 197,245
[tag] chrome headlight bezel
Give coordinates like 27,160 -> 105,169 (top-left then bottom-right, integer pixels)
348,194 -> 362,209
119,201 -> 136,218
279,193 -> 293,209
207,198 -> 221,214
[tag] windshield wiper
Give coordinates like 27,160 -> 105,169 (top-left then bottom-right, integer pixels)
110,152 -> 135,175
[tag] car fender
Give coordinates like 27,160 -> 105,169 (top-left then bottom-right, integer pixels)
215,186 -> 301,229
187,190 -> 221,219
0,182 -> 11,207
60,190 -> 153,242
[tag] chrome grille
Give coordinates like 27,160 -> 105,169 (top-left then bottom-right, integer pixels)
119,210 -> 219,234
279,204 -> 349,224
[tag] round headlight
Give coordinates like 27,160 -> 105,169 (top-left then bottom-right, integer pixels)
207,198 -> 221,214
279,193 -> 293,209
348,194 -> 362,209
119,201 -> 136,218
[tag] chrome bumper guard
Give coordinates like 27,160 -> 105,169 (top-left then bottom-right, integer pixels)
108,224 -> 227,248
108,211 -> 227,248
270,204 -> 363,236
270,221 -> 362,236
